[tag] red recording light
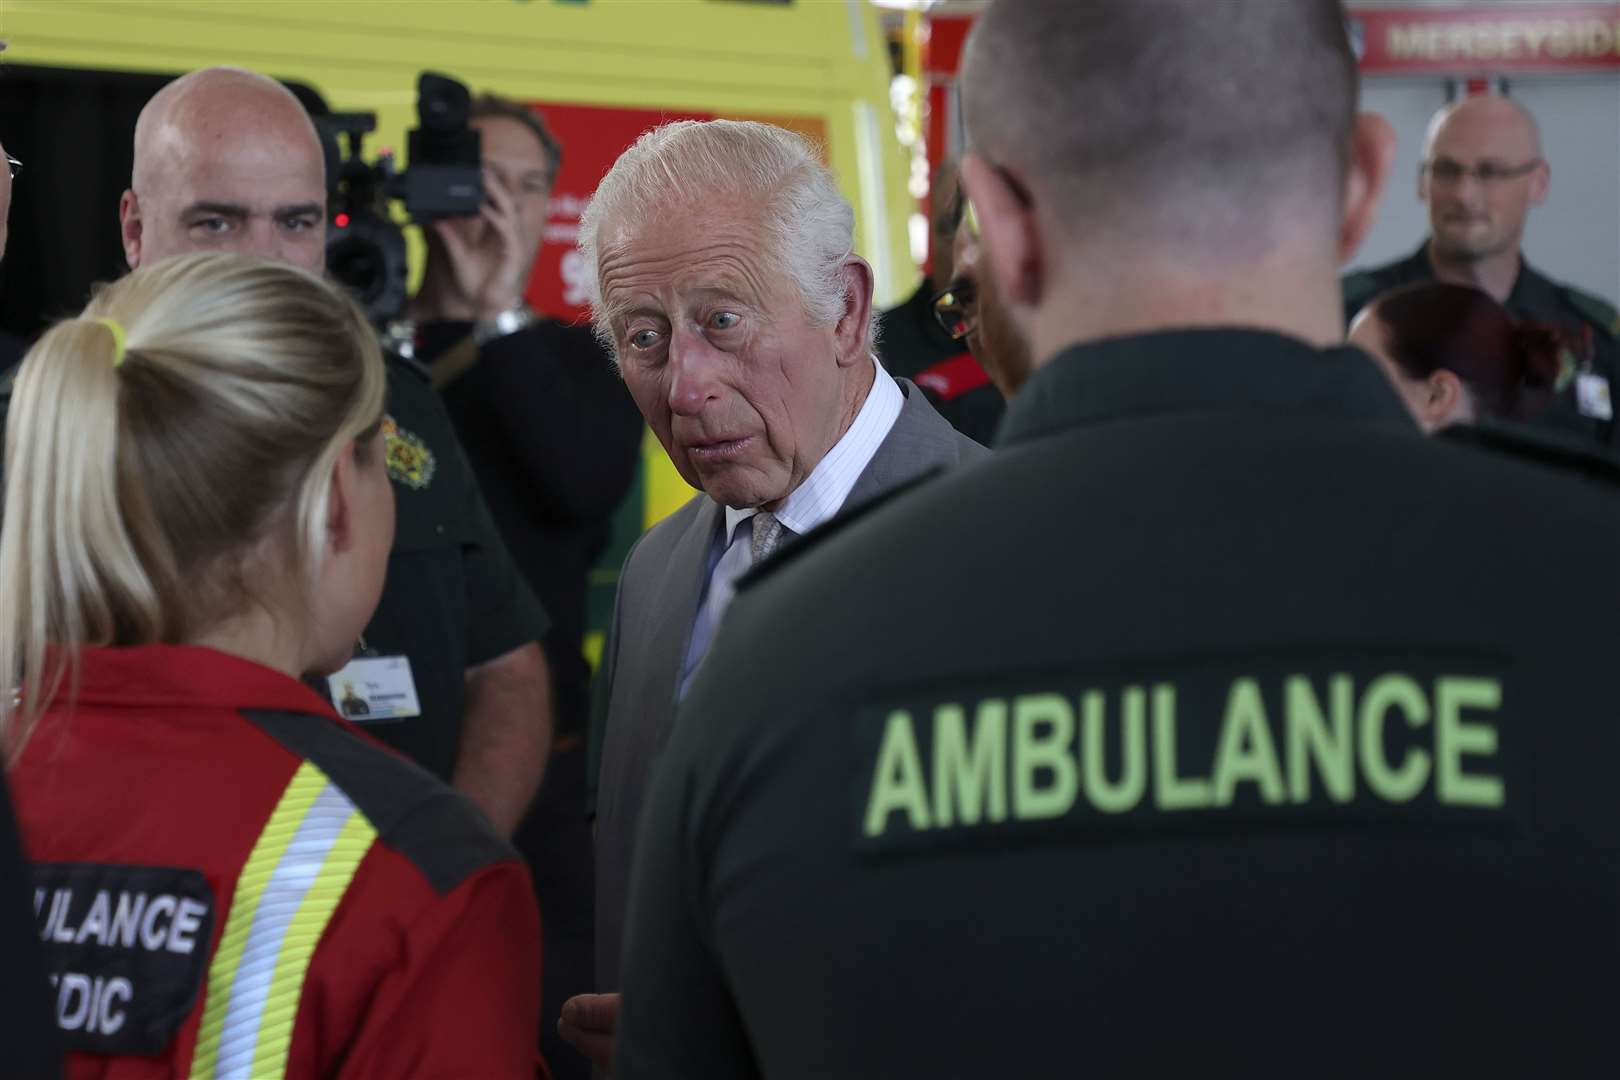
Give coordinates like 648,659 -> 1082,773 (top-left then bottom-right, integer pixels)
335,213 -> 351,228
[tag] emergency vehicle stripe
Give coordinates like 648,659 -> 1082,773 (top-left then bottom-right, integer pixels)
187,762 -> 375,1080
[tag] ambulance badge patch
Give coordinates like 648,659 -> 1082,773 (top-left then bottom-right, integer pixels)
382,416 -> 436,491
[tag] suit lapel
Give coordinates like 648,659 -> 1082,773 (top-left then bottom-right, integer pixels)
640,498 -> 723,739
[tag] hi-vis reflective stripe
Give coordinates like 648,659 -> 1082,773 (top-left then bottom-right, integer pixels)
187,762 -> 376,1080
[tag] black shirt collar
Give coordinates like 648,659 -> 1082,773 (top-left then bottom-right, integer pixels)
1409,240 -> 1563,321
998,327 -> 1416,448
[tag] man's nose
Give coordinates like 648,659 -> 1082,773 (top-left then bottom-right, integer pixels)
1450,171 -> 1488,201
232,220 -> 283,263
666,325 -> 723,418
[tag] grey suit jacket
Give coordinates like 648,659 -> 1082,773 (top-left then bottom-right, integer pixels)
590,378 -> 988,987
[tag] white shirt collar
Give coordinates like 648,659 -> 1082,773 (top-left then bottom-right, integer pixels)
720,357 -> 904,544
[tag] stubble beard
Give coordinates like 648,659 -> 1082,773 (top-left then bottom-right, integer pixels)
1432,221 -> 1517,265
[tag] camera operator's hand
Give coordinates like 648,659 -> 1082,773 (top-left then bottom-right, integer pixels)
431,169 -> 532,319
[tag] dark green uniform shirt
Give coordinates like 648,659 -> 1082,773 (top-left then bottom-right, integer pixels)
618,329 -> 1620,1079
1344,242 -> 1620,451
355,356 -> 550,781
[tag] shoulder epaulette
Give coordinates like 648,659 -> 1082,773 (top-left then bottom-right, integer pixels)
1557,286 -> 1620,340
242,709 -> 517,895
735,468 -> 943,594
1439,419 -> 1620,490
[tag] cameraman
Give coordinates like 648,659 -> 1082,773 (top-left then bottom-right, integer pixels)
407,95 -> 642,1080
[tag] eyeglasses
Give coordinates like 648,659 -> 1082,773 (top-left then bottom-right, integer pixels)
1422,158 -> 1541,185
931,278 -> 978,341
5,155 -> 19,180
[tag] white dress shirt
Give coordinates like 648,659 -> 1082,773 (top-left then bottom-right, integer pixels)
678,358 -> 904,698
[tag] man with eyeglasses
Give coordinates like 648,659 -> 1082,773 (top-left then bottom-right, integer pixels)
1344,94 -> 1620,450
875,163 -> 1005,443
943,187 -> 1036,401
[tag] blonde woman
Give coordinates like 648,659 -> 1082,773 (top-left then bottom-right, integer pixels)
2,254 -> 542,1078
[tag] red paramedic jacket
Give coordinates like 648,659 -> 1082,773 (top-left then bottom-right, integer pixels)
9,644 -> 543,1079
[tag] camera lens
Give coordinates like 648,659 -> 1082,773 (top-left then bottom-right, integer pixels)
328,235 -> 386,305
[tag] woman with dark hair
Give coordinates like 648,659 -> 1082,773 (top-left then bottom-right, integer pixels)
1349,282 -> 1567,433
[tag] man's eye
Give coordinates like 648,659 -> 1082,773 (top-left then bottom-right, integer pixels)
709,312 -> 741,331
630,329 -> 662,350
191,218 -> 231,235
283,217 -> 318,232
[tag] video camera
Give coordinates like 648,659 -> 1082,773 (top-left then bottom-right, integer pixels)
318,72 -> 484,326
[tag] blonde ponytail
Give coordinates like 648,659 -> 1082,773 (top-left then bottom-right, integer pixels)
0,254 -> 386,757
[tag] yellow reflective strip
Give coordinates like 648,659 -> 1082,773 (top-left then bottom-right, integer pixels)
187,762 -> 327,1080
248,809 -> 376,1078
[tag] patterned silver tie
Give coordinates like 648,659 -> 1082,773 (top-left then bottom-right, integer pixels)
750,511 -> 794,564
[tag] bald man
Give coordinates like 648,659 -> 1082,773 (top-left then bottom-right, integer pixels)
1345,94 -> 1620,451
118,68 -> 555,837
120,68 -> 323,270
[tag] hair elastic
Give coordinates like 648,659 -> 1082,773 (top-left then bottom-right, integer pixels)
95,318 -> 128,368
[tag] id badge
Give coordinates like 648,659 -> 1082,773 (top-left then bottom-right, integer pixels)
1576,372 -> 1613,421
327,654 -> 422,723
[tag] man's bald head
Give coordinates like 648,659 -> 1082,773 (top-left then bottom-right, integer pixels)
1424,95 -> 1543,162
960,0 -> 1357,257
121,67 -> 327,272
1420,95 -> 1549,264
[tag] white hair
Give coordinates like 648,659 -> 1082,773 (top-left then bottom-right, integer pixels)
578,119 -> 874,356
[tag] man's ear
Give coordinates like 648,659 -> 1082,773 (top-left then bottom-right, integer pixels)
960,153 -> 1044,312
832,254 -> 875,368
1340,113 -> 1398,266
119,189 -> 144,271
325,446 -> 357,559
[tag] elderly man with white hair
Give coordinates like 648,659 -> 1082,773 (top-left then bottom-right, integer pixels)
562,118 -> 985,1070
